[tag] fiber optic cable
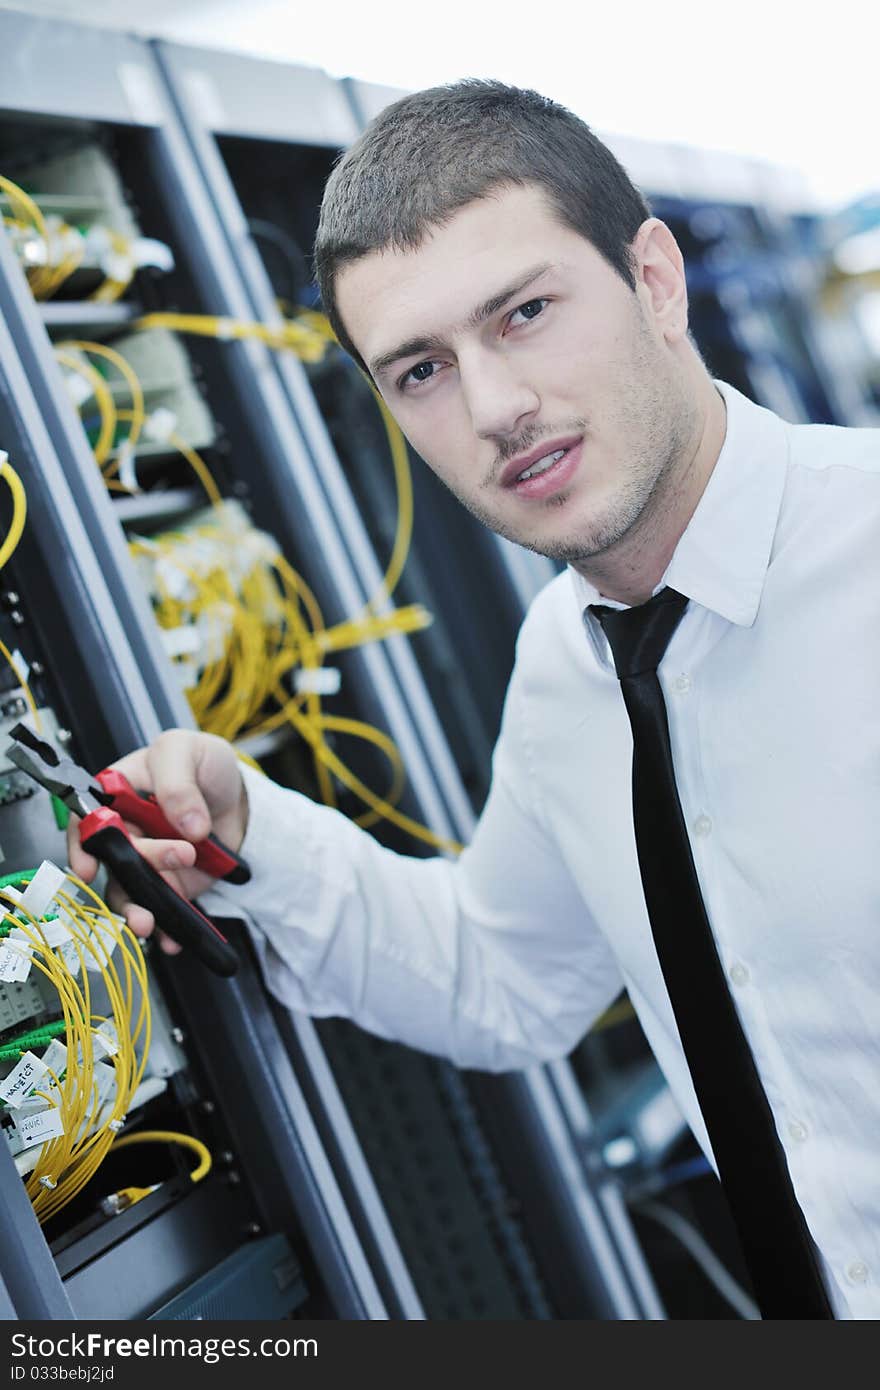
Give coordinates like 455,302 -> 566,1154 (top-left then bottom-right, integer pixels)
62,317 -> 453,852
0,456 -> 27,572
110,1128 -> 211,1180
53,349 -> 118,467
0,867 -> 151,1222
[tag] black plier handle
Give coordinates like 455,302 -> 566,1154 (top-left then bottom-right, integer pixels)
79,808 -> 239,978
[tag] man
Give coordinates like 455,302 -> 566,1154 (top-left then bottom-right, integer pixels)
68,81 -> 879,1319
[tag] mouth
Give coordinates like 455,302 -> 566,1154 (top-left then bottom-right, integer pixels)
501,437 -> 583,499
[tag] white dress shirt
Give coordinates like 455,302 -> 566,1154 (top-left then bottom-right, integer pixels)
212,380 -> 880,1319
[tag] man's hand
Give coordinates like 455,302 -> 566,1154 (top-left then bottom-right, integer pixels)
65,729 -> 249,955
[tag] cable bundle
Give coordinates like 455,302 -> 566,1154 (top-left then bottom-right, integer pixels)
127,502 -> 458,850
0,173 -> 146,303
46,298 -> 462,853
0,867 -> 151,1222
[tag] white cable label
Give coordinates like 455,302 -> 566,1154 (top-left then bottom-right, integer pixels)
92,1022 -> 119,1058
0,1051 -> 48,1109
294,667 -> 342,696
13,1106 -> 65,1149
6,926 -> 33,952
143,407 -> 178,444
0,942 -> 31,983
56,939 -> 82,978
20,861 -> 68,920
6,927 -> 35,965
103,251 -> 135,285
9,649 -> 29,685
159,626 -> 202,659
84,917 -> 119,971
63,371 -> 94,409
155,558 -> 195,602
116,440 -> 140,494
34,916 -> 73,949
90,1061 -> 118,1107
41,1040 -> 67,1082
131,237 -> 175,273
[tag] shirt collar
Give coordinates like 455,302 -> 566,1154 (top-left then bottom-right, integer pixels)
570,380 -> 789,628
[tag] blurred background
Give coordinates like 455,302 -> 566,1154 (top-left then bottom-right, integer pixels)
0,0 -> 874,1326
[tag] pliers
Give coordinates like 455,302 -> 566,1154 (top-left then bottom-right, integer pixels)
5,723 -> 245,977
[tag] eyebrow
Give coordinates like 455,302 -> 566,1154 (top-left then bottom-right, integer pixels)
369,261 -> 555,381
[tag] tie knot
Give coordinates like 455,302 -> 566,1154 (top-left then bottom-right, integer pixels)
591,587 -> 689,679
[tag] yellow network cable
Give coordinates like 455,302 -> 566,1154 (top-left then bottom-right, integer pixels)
366,385 -> 413,611
88,230 -> 134,304
0,175 -> 53,300
101,1128 -> 211,1213
0,176 -> 86,301
133,310 -> 333,363
0,868 -> 151,1223
130,514 -> 432,814
57,340 -> 147,451
53,348 -> 118,467
0,456 -> 27,573
1,174 -> 140,302
57,315 -> 453,854
0,457 -> 40,727
133,305 -> 416,616
110,1128 -> 211,1180
0,175 -> 47,245
279,694 -> 463,854
0,638 -> 40,730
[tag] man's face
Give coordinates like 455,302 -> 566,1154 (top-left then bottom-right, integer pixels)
335,183 -> 696,570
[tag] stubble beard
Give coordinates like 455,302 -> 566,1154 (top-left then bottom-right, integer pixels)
450,322 -> 699,569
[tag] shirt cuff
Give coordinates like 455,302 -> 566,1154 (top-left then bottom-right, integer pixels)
208,761 -> 320,922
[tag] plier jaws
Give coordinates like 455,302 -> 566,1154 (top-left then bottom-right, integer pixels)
4,723 -> 241,978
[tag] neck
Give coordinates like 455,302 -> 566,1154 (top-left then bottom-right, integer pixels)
574,377 -> 727,606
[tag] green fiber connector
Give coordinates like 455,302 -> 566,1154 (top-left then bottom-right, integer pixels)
0,871 -> 37,890
0,913 -> 59,937
51,796 -> 70,832
0,1019 -> 68,1060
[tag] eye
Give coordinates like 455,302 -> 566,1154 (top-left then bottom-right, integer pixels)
507,297 -> 549,329
399,359 -> 442,391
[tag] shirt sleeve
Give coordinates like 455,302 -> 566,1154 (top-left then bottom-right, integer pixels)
207,651 -> 624,1072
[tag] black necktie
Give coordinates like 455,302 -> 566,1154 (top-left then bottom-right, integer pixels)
592,587 -> 832,1320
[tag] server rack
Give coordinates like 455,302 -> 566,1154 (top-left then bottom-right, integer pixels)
152,39 -> 665,1319
0,7 -> 408,1320
0,226 -> 387,1322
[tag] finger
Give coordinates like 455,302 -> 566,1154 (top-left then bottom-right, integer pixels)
65,813 -> 100,883
101,836 -> 197,927
157,932 -> 183,956
106,746 -> 152,788
109,833 -> 198,876
140,731 -> 214,841
118,900 -> 155,939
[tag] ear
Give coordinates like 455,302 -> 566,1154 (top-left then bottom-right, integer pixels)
632,218 -> 689,344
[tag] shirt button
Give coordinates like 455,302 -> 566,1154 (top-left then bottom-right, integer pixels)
674,673 -> 691,693
693,814 -> 713,837
845,1261 -> 869,1285
787,1120 -> 808,1143
728,962 -> 750,986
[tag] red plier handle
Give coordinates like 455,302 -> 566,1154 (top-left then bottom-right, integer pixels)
95,769 -> 250,885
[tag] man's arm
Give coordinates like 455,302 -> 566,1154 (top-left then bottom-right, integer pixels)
68,679 -> 623,1072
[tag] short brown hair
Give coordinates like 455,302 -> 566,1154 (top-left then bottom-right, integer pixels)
314,79 -> 651,371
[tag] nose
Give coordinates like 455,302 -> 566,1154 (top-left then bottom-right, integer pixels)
459,348 -> 540,442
